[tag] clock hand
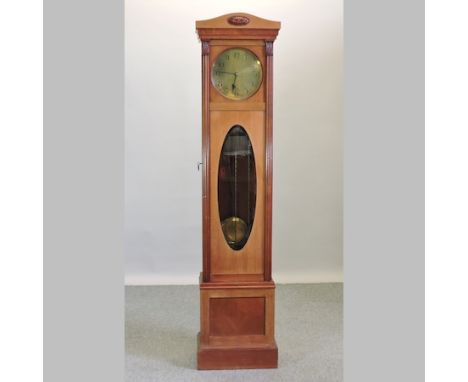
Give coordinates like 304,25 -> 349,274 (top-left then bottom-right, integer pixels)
216,70 -> 236,76
232,72 -> 238,91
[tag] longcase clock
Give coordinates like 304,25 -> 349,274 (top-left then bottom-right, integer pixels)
196,13 -> 281,370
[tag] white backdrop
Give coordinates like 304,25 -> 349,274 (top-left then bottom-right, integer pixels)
125,0 -> 342,284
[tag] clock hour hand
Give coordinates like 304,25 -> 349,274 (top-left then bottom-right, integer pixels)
232,72 -> 238,91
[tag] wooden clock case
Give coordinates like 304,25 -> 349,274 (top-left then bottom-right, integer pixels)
196,13 -> 280,370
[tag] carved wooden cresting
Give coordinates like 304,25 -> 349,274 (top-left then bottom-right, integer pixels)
196,13 -> 280,370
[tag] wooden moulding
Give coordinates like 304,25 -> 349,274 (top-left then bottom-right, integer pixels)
197,333 -> 278,370
201,40 -> 211,282
264,41 -> 274,281
199,272 -> 275,289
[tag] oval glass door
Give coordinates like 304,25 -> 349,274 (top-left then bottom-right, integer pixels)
218,125 -> 256,250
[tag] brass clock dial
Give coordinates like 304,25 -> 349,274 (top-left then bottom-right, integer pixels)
211,48 -> 262,100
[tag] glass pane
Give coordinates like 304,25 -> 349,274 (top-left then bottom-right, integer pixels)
218,125 -> 256,250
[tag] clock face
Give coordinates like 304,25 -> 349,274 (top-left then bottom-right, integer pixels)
211,48 -> 263,100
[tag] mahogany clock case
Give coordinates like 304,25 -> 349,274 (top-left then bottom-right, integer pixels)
196,13 -> 280,370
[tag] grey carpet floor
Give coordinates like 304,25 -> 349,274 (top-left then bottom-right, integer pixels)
126,284 -> 342,382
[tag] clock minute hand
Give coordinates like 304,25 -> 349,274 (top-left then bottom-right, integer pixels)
216,70 -> 237,76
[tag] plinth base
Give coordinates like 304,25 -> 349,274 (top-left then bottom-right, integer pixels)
197,333 -> 278,370
197,275 -> 278,369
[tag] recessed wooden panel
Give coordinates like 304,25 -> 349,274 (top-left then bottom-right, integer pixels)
210,297 -> 265,336
199,285 -> 276,345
